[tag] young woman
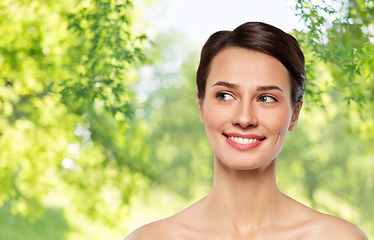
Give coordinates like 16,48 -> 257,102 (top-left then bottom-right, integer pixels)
126,22 -> 368,240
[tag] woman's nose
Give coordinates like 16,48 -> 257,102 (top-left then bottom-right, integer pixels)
232,102 -> 258,129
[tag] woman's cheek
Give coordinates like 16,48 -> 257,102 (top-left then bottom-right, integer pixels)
266,109 -> 292,133
204,101 -> 225,124
257,107 -> 284,130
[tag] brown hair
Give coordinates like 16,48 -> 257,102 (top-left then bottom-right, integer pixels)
196,22 -> 306,110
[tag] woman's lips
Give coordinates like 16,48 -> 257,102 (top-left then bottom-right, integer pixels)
223,133 -> 265,150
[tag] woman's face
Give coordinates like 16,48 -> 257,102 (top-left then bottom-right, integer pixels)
198,47 -> 301,170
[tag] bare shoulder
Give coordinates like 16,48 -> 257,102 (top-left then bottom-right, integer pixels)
124,199 -> 204,240
124,218 -> 177,240
285,197 -> 367,240
311,212 -> 368,240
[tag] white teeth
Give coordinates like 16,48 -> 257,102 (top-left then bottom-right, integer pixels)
229,136 -> 260,145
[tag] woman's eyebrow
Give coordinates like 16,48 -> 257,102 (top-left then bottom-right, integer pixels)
257,85 -> 283,92
212,81 -> 238,89
212,82 -> 283,92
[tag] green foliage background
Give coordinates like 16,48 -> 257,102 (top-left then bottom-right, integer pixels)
0,0 -> 373,239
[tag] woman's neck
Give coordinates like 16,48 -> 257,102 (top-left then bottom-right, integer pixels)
203,157 -> 286,232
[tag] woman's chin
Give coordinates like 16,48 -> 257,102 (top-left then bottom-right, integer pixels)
215,157 -> 276,172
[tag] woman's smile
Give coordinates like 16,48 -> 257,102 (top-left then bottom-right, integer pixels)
198,47 -> 297,170
223,132 -> 265,150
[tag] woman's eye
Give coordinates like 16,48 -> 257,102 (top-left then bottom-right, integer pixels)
217,92 -> 234,101
258,95 -> 276,103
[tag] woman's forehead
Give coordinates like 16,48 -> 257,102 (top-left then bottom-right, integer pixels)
207,47 -> 291,91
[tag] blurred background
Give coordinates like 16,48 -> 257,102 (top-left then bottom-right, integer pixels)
0,0 -> 373,239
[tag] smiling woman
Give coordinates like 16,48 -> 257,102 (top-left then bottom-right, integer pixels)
125,22 -> 368,240
200,48 -> 295,170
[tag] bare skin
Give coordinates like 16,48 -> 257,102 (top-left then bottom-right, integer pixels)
126,161 -> 367,240
125,48 -> 368,240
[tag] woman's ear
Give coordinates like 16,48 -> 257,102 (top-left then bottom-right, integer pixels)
196,90 -> 204,124
288,99 -> 303,131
